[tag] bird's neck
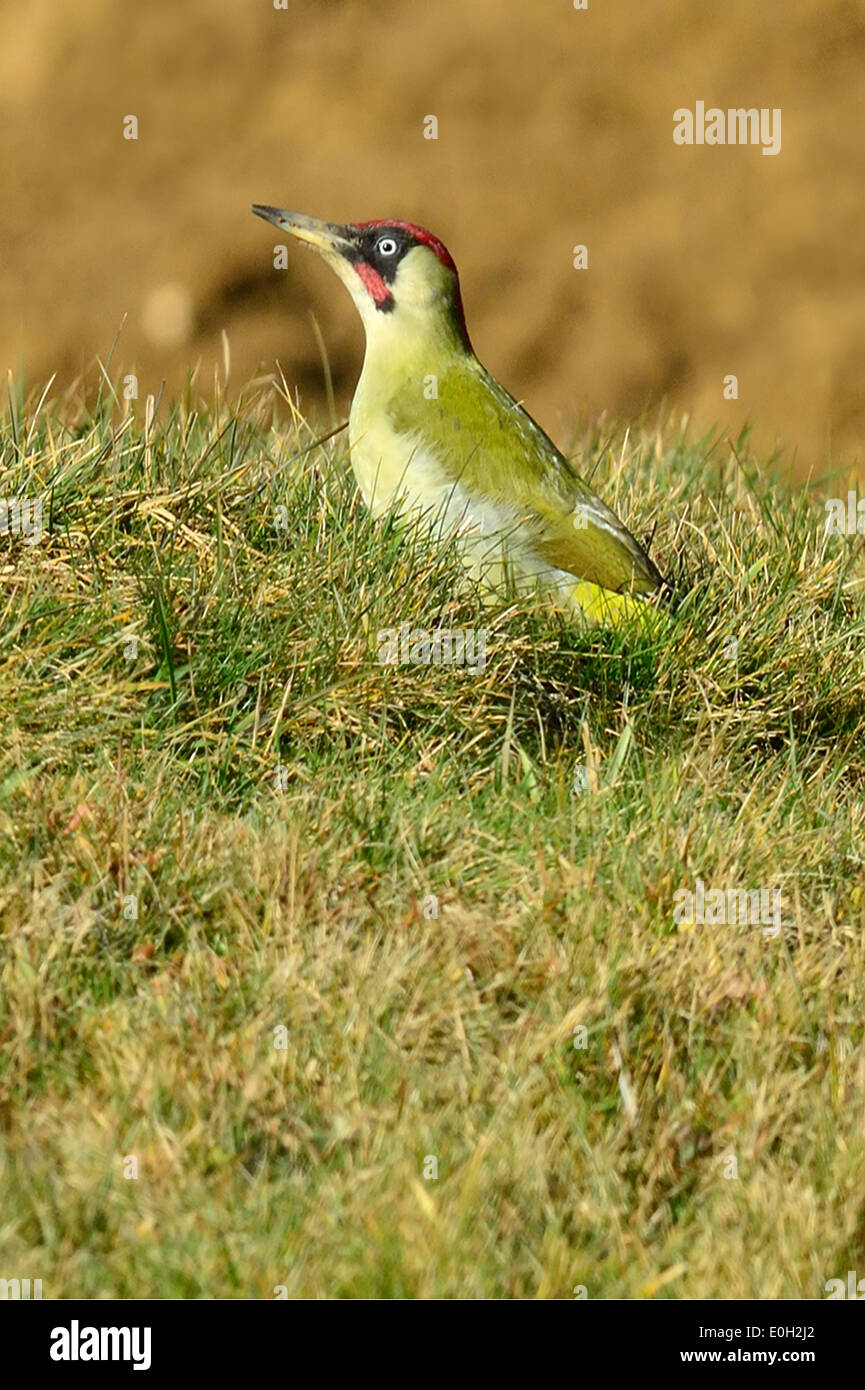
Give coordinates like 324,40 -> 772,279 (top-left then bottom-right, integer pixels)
360,301 -> 473,387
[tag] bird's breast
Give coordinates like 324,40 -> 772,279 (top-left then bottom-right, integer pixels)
348,408 -> 505,534
346,405 -> 574,597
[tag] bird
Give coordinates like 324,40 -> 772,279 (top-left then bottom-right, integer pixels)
251,206 -> 665,624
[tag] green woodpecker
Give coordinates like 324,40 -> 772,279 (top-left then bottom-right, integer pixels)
251,206 -> 664,623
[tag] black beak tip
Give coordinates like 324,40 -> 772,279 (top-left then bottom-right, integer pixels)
251,204 -> 282,226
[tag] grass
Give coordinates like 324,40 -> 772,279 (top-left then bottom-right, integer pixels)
1,365 -> 865,1299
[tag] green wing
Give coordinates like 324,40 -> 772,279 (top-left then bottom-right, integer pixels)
387,359 -> 662,596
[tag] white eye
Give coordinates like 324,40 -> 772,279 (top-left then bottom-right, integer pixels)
377,236 -> 398,257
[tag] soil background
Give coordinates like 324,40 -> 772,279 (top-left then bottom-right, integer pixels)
2,0 -> 863,477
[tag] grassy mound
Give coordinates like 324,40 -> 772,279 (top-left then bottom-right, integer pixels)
1,371 -> 864,1297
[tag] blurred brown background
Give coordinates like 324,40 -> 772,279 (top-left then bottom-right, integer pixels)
1,0 -> 863,476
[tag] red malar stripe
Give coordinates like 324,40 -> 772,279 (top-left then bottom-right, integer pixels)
354,261 -> 392,306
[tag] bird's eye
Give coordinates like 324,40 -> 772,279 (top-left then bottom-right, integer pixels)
376,236 -> 398,257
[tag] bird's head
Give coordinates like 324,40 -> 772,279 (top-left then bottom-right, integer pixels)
251,206 -> 471,352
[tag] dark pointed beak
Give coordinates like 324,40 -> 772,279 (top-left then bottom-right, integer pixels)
251,206 -> 355,257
